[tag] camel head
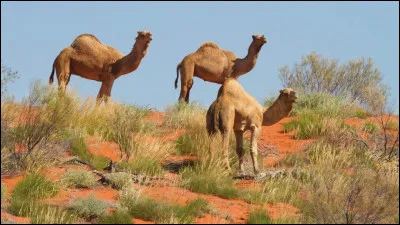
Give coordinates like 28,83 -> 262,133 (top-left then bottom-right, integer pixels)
136,30 -> 153,46
252,34 -> 267,45
279,88 -> 297,104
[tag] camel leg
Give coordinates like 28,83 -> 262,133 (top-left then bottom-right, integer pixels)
178,62 -> 194,103
234,130 -> 245,174
97,79 -> 115,106
220,105 -> 235,173
54,48 -> 71,93
249,125 -> 261,174
184,79 -> 194,103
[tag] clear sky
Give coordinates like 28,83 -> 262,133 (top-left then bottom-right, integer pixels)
1,1 -> 399,112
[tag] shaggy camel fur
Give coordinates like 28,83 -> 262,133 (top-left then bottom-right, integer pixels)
175,34 -> 267,103
206,78 -> 297,174
49,31 -> 152,105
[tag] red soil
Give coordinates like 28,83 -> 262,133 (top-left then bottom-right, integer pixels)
86,136 -> 122,162
259,117 -> 316,167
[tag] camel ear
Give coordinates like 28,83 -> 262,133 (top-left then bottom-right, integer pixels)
252,35 -> 256,40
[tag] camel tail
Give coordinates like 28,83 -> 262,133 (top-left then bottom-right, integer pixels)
175,63 -> 181,89
49,60 -> 55,84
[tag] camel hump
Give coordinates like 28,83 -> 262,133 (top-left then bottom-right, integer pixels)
197,42 -> 220,51
72,34 -> 101,44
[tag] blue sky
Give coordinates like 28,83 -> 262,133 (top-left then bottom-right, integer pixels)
1,1 -> 399,112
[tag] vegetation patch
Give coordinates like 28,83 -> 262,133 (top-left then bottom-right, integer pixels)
68,194 -> 108,220
60,168 -> 98,188
99,208 -> 132,224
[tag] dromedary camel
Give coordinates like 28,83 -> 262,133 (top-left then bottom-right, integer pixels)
206,78 -> 297,174
49,31 -> 152,105
175,34 -> 267,103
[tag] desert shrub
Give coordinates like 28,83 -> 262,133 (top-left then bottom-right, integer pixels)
2,80 -> 78,172
279,52 -> 389,112
8,173 -> 59,215
104,172 -> 133,190
129,133 -> 174,162
1,60 -> 20,98
104,104 -> 155,159
386,119 -> 399,131
68,133 -> 109,171
247,209 -> 272,224
1,183 -> 6,201
354,108 -> 369,119
121,191 -> 209,224
60,168 -> 98,188
261,176 -> 302,205
297,139 -> 399,224
283,110 -> 352,139
100,208 -> 132,224
163,102 -> 206,129
361,121 -> 379,133
68,194 -> 108,220
30,204 -> 78,224
117,156 -> 164,176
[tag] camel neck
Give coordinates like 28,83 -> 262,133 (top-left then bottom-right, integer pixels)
262,97 -> 293,126
111,41 -> 148,76
233,41 -> 262,78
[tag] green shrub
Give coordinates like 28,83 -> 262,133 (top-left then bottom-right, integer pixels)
181,169 -> 239,199
361,121 -> 379,133
247,209 -> 272,224
61,169 -> 97,188
104,172 -> 133,190
279,52 -> 388,112
8,173 -> 59,215
117,156 -> 163,176
68,194 -> 108,220
1,183 -> 5,201
283,110 -> 351,139
163,102 -> 206,130
100,208 -> 132,224
30,204 -> 78,224
354,109 -> 368,119
69,134 -> 109,171
121,192 -> 209,224
386,119 -> 399,131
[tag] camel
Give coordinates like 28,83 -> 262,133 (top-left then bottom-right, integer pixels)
174,34 -> 267,103
206,78 -> 297,174
49,31 -> 152,105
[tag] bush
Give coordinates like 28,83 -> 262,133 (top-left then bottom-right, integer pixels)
68,194 -> 108,220
117,156 -> 164,177
298,139 -> 399,224
61,169 -> 98,188
30,204 -> 78,224
1,183 -> 6,201
163,102 -> 206,130
386,119 -> 399,131
104,172 -> 133,190
278,52 -> 389,112
1,80 -> 77,172
68,133 -> 109,171
283,110 -> 352,139
120,191 -> 210,224
247,209 -> 272,224
8,173 -> 60,215
100,208 -> 132,224
361,121 -> 379,133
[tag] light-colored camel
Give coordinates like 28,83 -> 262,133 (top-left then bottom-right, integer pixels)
206,78 -> 297,174
175,34 -> 267,103
49,31 -> 152,105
